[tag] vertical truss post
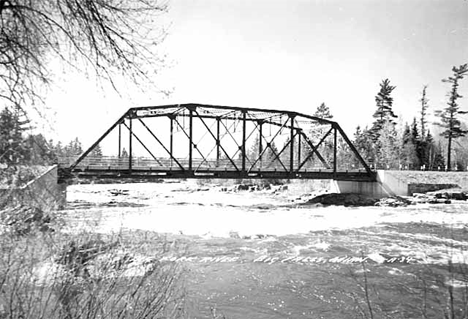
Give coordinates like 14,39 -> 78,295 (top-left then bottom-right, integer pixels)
216,117 -> 220,167
242,110 -> 247,174
298,130 -> 301,168
290,115 -> 295,173
333,125 -> 337,178
170,115 -> 174,168
188,107 -> 193,172
118,123 -> 121,157
129,118 -> 133,172
259,121 -> 263,169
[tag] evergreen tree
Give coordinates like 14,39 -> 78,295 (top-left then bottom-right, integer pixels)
370,79 -> 397,142
89,144 -> 103,158
365,79 -> 398,168
310,103 -> 334,166
0,107 -> 28,165
353,126 -> 375,168
410,118 -> 419,143
248,135 -> 280,169
432,141 -> 446,170
417,86 -> 432,169
377,120 -> 399,169
411,117 -> 425,168
422,131 -> 442,170
400,121 -> 418,169
435,63 -> 468,171
419,85 -> 429,140
279,136 -> 302,169
267,141 -> 280,165
313,103 -> 333,119
54,141 -> 65,160
63,137 -> 83,157
24,134 -> 56,165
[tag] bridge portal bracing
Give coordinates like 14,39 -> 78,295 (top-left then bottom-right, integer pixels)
58,103 -> 375,182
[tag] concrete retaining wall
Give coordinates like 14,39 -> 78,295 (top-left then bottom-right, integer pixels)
7,165 -> 66,211
333,170 -> 468,197
331,170 -> 406,198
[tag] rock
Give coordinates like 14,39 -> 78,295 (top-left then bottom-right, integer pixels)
428,191 -> 466,201
428,198 -> 451,204
236,184 -> 251,191
305,193 -> 378,207
375,196 -> 412,207
434,192 -> 449,199
448,192 -> 467,201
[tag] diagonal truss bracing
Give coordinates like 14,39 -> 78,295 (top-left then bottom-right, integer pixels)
60,103 -> 376,181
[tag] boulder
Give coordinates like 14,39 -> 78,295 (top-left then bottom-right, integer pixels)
305,193 -> 378,207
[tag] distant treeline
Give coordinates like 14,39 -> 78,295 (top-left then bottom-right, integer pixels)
0,107 -> 102,166
1,65 -> 467,170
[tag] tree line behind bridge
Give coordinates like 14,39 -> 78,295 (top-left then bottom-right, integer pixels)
1,64 -> 468,171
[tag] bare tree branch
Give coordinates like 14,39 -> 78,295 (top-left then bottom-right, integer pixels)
0,0 -> 168,113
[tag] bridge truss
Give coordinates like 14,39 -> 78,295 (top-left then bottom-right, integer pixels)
59,104 -> 375,181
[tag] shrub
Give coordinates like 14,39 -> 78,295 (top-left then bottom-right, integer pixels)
0,227 -> 187,319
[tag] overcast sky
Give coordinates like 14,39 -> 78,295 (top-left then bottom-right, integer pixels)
46,0 -> 468,147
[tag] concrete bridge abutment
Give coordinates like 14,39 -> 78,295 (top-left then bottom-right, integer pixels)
15,165 -> 67,211
331,170 -> 408,198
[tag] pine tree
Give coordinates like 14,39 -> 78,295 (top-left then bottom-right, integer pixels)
313,103 -> 333,119
353,126 -> 374,168
310,103 -> 334,166
89,144 -> 103,158
24,134 -> 56,165
424,131 -> 434,170
279,136 -> 302,169
248,135 -> 281,169
54,141 -> 64,159
63,137 -> 83,158
433,141 -> 446,170
377,120 -> 399,169
400,121 -> 418,169
419,85 -> 429,140
411,117 -> 425,168
0,107 -> 29,165
370,79 -> 397,142
435,63 -> 468,171
410,118 -> 419,143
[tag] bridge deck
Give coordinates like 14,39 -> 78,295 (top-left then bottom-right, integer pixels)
59,156 -> 376,182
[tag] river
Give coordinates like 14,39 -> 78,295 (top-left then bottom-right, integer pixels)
61,180 -> 468,318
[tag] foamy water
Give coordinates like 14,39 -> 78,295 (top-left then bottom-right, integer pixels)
64,181 -> 468,238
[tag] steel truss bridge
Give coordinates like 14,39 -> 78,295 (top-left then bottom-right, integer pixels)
58,104 -> 376,182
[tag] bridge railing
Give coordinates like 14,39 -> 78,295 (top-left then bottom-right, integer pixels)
59,155 -> 366,173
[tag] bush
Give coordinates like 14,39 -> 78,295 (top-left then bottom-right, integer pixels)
1,206 -> 53,235
0,228 -> 187,319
